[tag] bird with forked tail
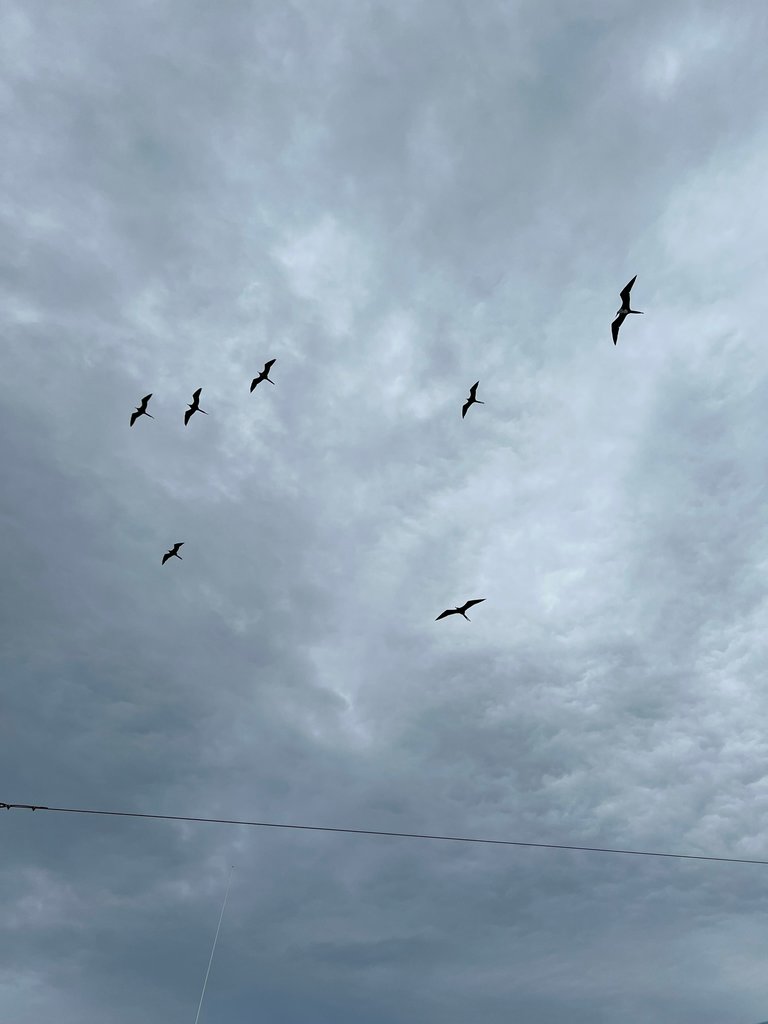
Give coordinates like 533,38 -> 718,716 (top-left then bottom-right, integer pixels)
184,388 -> 207,426
611,276 -> 644,345
162,542 -> 184,565
436,599 -> 485,622
130,394 -> 154,427
250,359 -> 276,392
462,381 -> 484,419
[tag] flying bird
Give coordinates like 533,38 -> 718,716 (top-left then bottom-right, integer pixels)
130,394 -> 154,427
611,276 -> 644,345
250,359 -> 276,392
436,598 -> 486,621
184,388 -> 207,426
162,542 -> 184,565
462,381 -> 484,419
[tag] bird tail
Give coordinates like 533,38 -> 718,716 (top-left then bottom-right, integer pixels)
146,413 -> 155,418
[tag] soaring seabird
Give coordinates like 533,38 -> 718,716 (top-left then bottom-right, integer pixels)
611,276 -> 643,345
162,542 -> 184,565
436,598 -> 486,621
130,394 -> 154,427
184,388 -> 207,426
462,381 -> 484,419
250,359 -> 276,392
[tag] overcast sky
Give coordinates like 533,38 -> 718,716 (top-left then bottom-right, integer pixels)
2,1 -> 768,1021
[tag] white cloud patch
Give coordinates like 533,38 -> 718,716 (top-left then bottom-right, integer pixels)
274,214 -> 373,337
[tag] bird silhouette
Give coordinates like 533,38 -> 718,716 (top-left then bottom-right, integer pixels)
162,542 -> 184,565
130,394 -> 154,427
436,598 -> 486,621
611,276 -> 644,345
250,359 -> 276,392
462,381 -> 484,419
184,388 -> 207,426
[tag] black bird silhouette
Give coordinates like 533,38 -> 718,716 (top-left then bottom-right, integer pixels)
184,388 -> 207,426
611,276 -> 644,345
130,394 -> 154,427
250,359 -> 276,392
462,381 -> 484,419
436,598 -> 486,621
162,542 -> 184,565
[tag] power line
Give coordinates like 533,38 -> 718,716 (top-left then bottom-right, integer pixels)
3,801 -> 767,867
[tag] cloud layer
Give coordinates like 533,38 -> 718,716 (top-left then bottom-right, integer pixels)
2,2 -> 768,1021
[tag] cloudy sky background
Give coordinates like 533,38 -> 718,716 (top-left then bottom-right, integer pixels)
2,1 -> 768,1020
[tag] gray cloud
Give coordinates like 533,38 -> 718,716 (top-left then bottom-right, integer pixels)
2,1 -> 768,1021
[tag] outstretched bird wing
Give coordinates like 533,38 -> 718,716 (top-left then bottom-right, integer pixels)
173,543 -> 184,553
162,550 -> 172,564
130,410 -> 139,427
619,276 -> 637,307
192,388 -> 202,401
468,381 -> 480,400
459,599 -> 485,613
184,407 -> 194,425
611,310 -> 626,345
249,377 -> 259,392
461,399 -> 471,419
263,359 -> 276,373
436,608 -> 457,620
140,394 -> 152,407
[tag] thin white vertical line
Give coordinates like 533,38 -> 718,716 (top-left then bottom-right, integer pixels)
193,865 -> 234,1024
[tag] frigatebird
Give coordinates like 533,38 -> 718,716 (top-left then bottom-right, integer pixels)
130,394 -> 154,427
436,598 -> 485,621
462,381 -> 484,419
250,359 -> 276,392
184,388 -> 207,426
162,542 -> 184,565
611,276 -> 644,345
